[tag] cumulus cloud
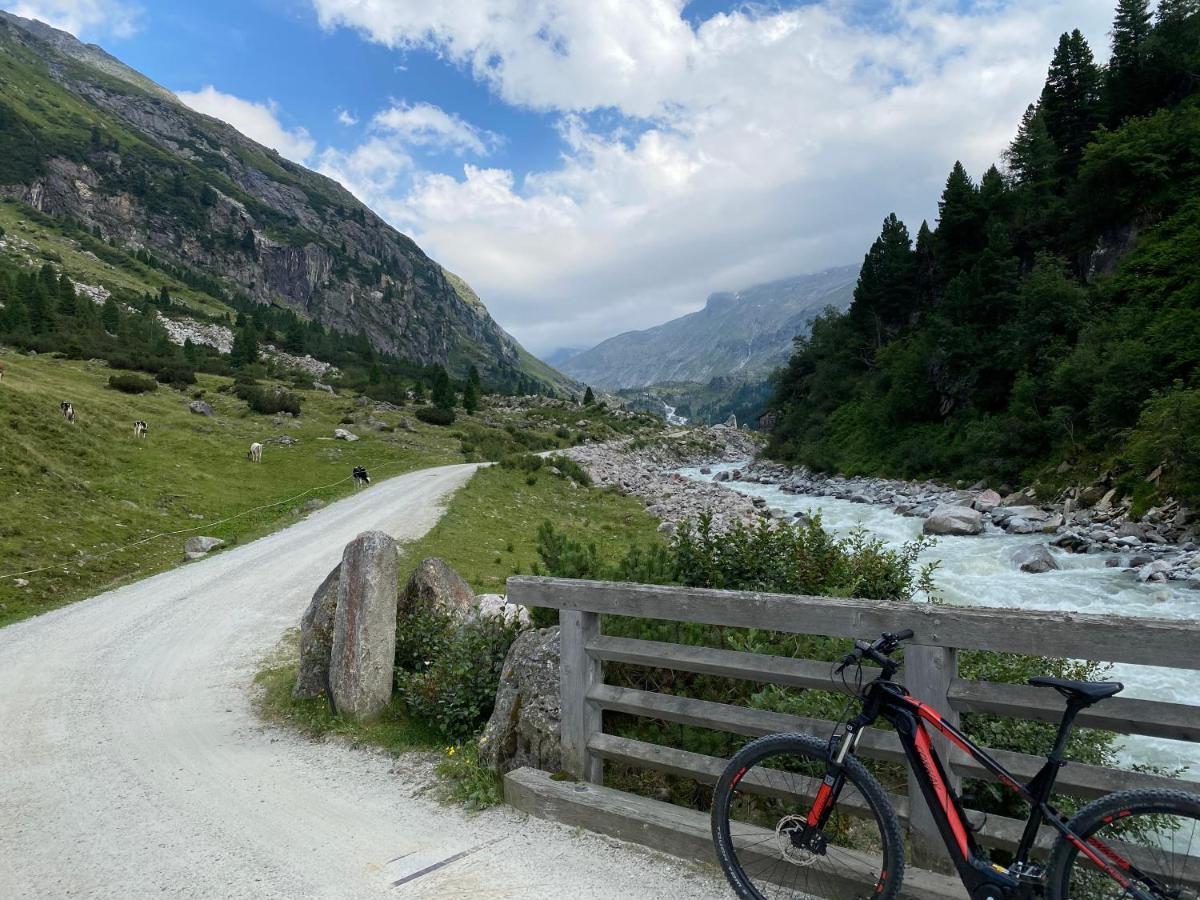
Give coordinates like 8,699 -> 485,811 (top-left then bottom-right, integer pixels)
10,0 -> 140,39
312,0 -> 1115,353
175,86 -> 316,163
372,101 -> 497,156
336,108 -> 359,126
316,138 -> 413,216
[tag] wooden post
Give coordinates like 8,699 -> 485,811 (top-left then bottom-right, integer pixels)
560,609 -> 603,784
904,643 -> 960,872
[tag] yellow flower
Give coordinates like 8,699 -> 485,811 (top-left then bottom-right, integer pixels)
446,746 -> 456,756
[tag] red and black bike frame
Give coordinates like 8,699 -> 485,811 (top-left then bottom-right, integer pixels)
808,678 -> 1164,900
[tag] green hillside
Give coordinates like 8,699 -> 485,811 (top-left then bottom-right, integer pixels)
0,10 -> 565,392
768,1 -> 1200,509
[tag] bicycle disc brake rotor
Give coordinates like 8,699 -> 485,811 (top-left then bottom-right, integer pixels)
775,815 -> 821,866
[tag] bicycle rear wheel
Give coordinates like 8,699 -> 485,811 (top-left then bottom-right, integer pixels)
1045,789 -> 1200,899
711,732 -> 904,900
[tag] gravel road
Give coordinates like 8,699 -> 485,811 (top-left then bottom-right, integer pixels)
0,463 -> 728,900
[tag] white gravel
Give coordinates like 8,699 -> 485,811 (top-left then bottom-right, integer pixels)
0,463 -> 728,900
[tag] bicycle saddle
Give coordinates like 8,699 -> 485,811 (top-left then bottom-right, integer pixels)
1028,676 -> 1123,705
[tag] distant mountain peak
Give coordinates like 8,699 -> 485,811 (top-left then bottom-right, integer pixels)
560,265 -> 857,390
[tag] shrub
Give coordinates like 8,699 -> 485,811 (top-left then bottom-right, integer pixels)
107,373 -> 158,394
434,741 -> 503,811
394,608 -> 518,742
416,406 -> 456,426
247,388 -> 301,416
545,454 -> 592,486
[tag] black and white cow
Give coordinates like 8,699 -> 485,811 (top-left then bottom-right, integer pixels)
60,401 -> 76,424
133,420 -> 148,439
353,465 -> 371,488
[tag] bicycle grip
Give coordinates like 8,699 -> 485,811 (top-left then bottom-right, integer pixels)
892,629 -> 914,641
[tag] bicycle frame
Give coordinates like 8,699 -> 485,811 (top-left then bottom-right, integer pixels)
810,676 -> 1163,900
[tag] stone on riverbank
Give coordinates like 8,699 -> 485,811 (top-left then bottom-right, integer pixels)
1013,544 -> 1059,574
923,505 -> 983,536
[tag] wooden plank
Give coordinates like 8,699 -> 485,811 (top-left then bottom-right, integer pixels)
504,766 -> 967,900
508,577 -> 1200,670
588,683 -> 1200,800
560,609 -> 603,783
587,733 -> 1061,856
587,634 -> 841,690
947,679 -> 1200,743
904,644 -> 960,871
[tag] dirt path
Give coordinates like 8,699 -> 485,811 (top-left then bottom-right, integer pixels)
0,462 -> 727,899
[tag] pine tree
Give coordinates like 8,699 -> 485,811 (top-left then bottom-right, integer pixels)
157,285 -> 171,308
1040,30 -> 1102,176
1004,104 -> 1058,191
583,386 -> 596,406
849,213 -> 916,349
101,296 -> 121,333
935,162 -> 984,280
1155,0 -> 1200,26
1108,0 -> 1154,123
431,367 -> 456,410
231,323 -> 258,367
240,227 -> 258,260
57,273 -> 77,317
463,365 -> 481,414
284,319 -> 306,354
913,221 -> 938,311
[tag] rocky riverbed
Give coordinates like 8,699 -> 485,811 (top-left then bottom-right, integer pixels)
732,459 -> 1200,589
566,427 -> 1199,589
564,425 -> 765,534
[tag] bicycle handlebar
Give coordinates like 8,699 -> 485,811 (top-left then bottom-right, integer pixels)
834,629 -> 914,674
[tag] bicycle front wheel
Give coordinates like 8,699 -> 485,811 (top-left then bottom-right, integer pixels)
710,733 -> 904,900
1045,789 -> 1200,900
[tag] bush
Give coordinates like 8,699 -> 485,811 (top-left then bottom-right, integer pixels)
232,376 -> 302,416
107,373 -> 158,394
434,741 -> 503,811
545,454 -> 592,486
394,607 -> 518,742
416,406 -> 456,427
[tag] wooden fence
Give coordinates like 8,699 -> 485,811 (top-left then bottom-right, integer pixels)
506,575 -> 1200,881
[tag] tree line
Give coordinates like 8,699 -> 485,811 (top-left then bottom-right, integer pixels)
767,0 -> 1200,506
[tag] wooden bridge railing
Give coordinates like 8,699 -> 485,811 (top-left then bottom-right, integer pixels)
507,576 -> 1200,871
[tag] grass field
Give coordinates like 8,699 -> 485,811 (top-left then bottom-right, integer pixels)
392,461 -> 664,594
0,349 -> 460,627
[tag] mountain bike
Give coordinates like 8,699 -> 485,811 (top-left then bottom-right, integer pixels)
711,629 -> 1200,899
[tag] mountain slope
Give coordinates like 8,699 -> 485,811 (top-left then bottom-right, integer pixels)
0,11 -> 561,389
560,266 -> 857,389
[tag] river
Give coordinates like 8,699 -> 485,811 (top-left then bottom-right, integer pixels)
679,462 -> 1199,778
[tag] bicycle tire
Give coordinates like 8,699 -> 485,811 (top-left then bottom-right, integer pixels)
711,732 -> 905,900
1044,788 -> 1200,900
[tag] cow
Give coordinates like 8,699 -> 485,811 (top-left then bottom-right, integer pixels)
0,361 -> 6,382
60,401 -> 76,424
353,465 -> 371,488
133,420 -> 148,439
247,441 -> 263,462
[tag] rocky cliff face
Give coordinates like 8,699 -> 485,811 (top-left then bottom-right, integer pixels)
561,266 -> 857,390
0,11 -> 552,385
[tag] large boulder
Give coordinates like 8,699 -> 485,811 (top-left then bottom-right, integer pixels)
188,400 -> 214,416
923,505 -> 983,536
1013,544 -> 1059,574
333,428 -> 359,441
183,535 -> 224,555
479,626 -> 562,775
329,531 -> 400,722
293,564 -> 341,699
399,557 -> 475,620
473,593 -> 532,629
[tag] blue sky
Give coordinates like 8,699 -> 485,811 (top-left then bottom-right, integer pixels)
9,0 -> 1117,353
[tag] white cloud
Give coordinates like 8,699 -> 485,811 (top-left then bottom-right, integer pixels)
336,108 -> 359,126
10,0 -> 140,39
311,0 -> 1115,353
175,86 -> 316,163
372,101 -> 497,156
316,138 -> 413,213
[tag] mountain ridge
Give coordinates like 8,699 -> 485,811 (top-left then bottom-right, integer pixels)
561,265 -> 857,390
0,11 -> 567,391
